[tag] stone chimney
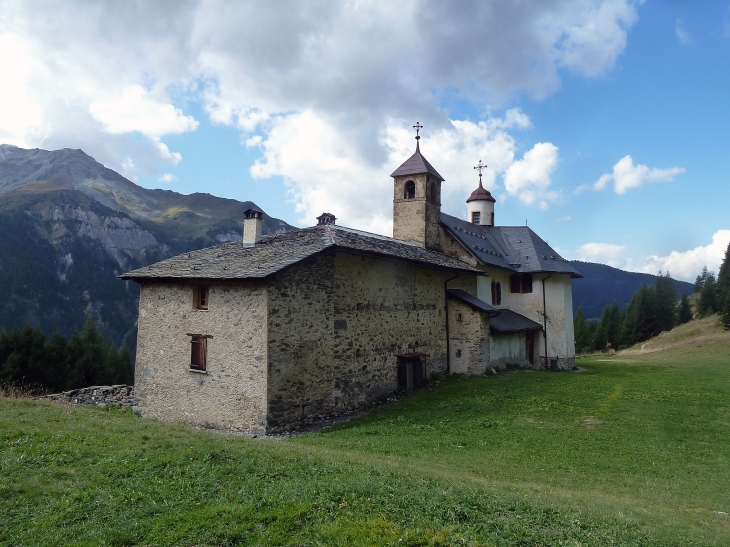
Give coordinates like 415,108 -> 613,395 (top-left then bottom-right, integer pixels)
317,212 -> 336,226
243,208 -> 263,246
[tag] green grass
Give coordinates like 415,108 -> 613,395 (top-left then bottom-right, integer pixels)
2,342 -> 730,546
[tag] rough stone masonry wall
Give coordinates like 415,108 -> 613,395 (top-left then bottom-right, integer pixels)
134,280 -> 269,433
266,254 -> 335,430
38,385 -> 135,408
266,251 -> 461,431
448,299 -> 489,375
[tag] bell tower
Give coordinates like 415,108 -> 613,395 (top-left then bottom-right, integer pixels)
391,122 -> 444,251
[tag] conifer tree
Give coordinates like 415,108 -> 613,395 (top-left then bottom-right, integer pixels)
593,323 -> 608,352
677,294 -> 693,325
718,242 -> 730,330
697,273 -> 718,317
573,308 -> 589,354
655,271 -> 677,332
694,266 -> 709,293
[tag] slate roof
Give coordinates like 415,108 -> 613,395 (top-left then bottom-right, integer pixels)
441,212 -> 582,278
490,309 -> 543,333
120,224 -> 481,281
447,289 -> 499,316
390,144 -> 445,181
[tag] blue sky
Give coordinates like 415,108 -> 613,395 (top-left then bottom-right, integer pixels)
1,0 -> 729,280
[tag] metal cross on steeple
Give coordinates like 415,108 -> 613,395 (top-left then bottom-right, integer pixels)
473,159 -> 487,185
413,121 -> 423,140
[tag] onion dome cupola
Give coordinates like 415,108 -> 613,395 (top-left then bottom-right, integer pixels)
391,122 -> 444,251
467,160 -> 495,226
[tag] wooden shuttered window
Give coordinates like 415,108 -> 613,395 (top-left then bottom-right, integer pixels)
188,334 -> 212,371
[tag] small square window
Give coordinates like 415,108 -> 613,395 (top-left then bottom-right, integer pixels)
471,211 -> 481,224
195,285 -> 209,310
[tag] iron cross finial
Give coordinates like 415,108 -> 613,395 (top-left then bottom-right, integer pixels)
413,121 -> 423,140
473,159 -> 487,184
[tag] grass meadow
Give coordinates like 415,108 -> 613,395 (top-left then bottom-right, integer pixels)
2,325 -> 729,546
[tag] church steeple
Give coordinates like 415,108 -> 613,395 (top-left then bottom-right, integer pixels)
391,123 -> 444,251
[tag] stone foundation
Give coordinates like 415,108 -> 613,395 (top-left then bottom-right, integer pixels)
38,385 -> 135,408
539,356 -> 577,371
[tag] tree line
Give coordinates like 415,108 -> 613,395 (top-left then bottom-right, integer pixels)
0,317 -> 133,393
574,242 -> 730,353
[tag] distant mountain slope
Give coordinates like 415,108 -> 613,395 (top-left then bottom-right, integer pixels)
570,261 -> 695,320
0,144 -> 295,351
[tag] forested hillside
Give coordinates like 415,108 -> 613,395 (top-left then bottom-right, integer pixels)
570,261 -> 694,320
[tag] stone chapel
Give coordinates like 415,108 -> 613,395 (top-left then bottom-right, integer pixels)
121,127 -> 581,434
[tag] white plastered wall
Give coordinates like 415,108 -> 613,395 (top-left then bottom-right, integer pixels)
477,268 -> 575,368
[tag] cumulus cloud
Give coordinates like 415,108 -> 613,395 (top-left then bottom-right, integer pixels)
575,242 -> 627,267
158,173 -> 176,183
589,155 -> 685,194
0,0 -> 642,218
635,230 -> 730,280
249,111 -> 529,232
89,86 -> 198,139
503,142 -> 560,209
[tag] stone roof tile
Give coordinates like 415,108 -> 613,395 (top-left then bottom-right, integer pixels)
120,224 -> 481,281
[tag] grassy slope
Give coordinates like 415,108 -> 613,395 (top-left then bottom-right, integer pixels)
2,333 -> 729,545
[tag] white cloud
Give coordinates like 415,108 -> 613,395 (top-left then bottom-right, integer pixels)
675,19 -> 693,46
0,0 -> 641,189
158,173 -> 176,183
575,242 -> 627,267
635,230 -> 730,280
591,155 -> 685,194
503,142 -> 560,209
556,216 -> 571,224
89,86 -> 198,139
249,111 -> 559,233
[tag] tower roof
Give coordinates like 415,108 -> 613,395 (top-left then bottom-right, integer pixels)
466,180 -> 496,203
390,142 -> 445,181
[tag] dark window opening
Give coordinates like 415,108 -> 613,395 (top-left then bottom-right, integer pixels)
397,355 -> 425,390
491,280 -> 502,305
510,274 -> 533,294
195,285 -> 209,310
510,274 -> 521,294
521,274 -> 533,293
189,334 -> 209,371
490,212 -> 494,225
471,211 -> 480,224
404,180 -> 415,199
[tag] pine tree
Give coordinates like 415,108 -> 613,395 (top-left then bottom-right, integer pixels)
593,323 -> 608,352
697,273 -> 718,317
677,294 -> 693,325
719,293 -> 730,330
606,301 -> 622,348
694,266 -> 709,293
655,271 -> 677,332
573,308 -> 588,354
718,242 -> 730,330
